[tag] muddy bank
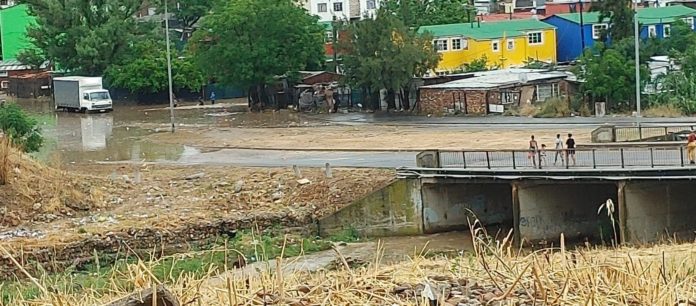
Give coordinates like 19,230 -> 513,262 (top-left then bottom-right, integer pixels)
0,213 -> 312,281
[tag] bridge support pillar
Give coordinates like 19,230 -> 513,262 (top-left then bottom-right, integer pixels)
517,182 -> 618,243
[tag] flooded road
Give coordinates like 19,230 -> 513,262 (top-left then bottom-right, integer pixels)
18,100 -> 327,165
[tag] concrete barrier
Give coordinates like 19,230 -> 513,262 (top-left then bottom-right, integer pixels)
318,179 -> 423,237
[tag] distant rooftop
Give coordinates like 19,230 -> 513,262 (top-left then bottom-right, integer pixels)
421,69 -> 573,89
549,4 -> 696,24
418,19 -> 555,40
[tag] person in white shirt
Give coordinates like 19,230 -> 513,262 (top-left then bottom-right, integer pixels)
554,134 -> 564,166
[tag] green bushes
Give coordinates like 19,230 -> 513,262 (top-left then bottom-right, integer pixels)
0,103 -> 43,153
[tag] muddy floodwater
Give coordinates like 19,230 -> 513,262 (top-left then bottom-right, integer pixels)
16,99 -> 315,164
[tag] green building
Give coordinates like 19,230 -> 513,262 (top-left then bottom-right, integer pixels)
0,4 -> 34,60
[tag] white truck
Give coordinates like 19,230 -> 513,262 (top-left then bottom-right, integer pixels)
53,76 -> 113,112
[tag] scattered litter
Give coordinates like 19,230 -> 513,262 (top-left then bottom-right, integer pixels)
0,229 -> 45,240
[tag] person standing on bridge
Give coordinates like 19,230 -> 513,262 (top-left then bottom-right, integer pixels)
566,133 -> 576,166
554,134 -> 564,166
528,135 -> 539,168
688,130 -> 696,165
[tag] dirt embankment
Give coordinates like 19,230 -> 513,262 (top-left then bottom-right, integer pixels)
0,155 -> 394,280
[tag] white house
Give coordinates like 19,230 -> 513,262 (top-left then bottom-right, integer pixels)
307,0 -> 378,22
0,0 -> 16,9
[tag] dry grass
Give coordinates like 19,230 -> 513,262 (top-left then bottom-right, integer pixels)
4,225 -> 696,305
0,142 -> 105,226
519,105 -> 538,117
643,104 -> 684,118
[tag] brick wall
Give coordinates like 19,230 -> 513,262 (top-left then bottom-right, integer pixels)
419,88 -> 489,115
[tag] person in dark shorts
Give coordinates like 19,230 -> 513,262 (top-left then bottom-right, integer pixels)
566,133 -> 576,166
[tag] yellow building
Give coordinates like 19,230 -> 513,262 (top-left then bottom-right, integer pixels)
418,19 -> 557,73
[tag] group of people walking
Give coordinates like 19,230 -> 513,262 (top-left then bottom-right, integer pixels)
528,134 -> 576,168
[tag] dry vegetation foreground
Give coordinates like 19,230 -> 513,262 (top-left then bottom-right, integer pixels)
6,232 -> 696,305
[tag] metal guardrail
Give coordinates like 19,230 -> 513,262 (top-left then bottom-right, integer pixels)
434,147 -> 692,169
614,125 -> 696,142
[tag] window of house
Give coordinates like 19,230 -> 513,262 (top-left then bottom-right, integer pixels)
0,71 -> 7,77
434,39 -> 448,51
648,25 -> 657,38
507,39 -> 514,50
452,38 -> 462,50
0,81 -> 8,89
592,24 -> 608,40
536,83 -> 560,101
664,24 -> 671,37
366,0 -> 376,9
682,17 -> 694,29
527,32 -> 543,45
317,3 -> 327,12
333,2 -> 343,12
492,40 -> 500,52
0,0 -> 7,5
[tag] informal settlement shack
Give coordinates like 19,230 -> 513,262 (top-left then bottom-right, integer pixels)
418,69 -> 576,115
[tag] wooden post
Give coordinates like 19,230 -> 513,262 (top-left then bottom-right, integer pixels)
512,183 -> 521,245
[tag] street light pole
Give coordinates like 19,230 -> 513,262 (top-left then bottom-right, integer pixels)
634,9 -> 642,121
165,0 -> 175,133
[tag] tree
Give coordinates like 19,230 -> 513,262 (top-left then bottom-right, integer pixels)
381,0 -> 476,28
20,0 -> 146,76
157,0 -> 211,29
458,56 -> 490,73
104,39 -> 205,94
596,0 -> 634,41
0,103 -> 43,153
190,0 -> 324,110
573,43 -> 647,112
340,12 -> 439,110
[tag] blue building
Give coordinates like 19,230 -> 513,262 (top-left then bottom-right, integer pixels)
544,5 -> 696,62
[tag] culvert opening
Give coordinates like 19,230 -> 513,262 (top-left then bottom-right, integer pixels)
421,182 -> 514,234
517,182 -> 619,244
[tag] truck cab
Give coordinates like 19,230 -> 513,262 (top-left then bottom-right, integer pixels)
82,89 -> 113,111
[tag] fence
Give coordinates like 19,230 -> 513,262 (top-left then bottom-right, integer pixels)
613,125 -> 696,142
435,147 -> 692,170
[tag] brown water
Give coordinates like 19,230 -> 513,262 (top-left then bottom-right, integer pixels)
13,99 -> 322,164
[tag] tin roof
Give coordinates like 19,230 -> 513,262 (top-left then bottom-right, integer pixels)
418,19 -> 555,40
0,59 -> 49,71
550,5 -> 696,24
421,68 -> 572,89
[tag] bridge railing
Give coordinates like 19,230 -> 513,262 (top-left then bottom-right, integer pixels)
429,146 -> 691,169
597,125 -> 696,142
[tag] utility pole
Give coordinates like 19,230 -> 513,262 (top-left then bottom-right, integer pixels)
165,0 -> 176,133
634,10 -> 642,121
579,0 -> 585,49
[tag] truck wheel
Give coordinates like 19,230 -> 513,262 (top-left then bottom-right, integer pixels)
80,107 -> 87,113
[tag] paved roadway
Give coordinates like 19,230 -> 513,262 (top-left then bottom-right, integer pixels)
313,113 -> 696,128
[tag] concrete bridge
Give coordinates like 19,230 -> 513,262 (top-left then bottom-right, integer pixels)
319,148 -> 696,244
